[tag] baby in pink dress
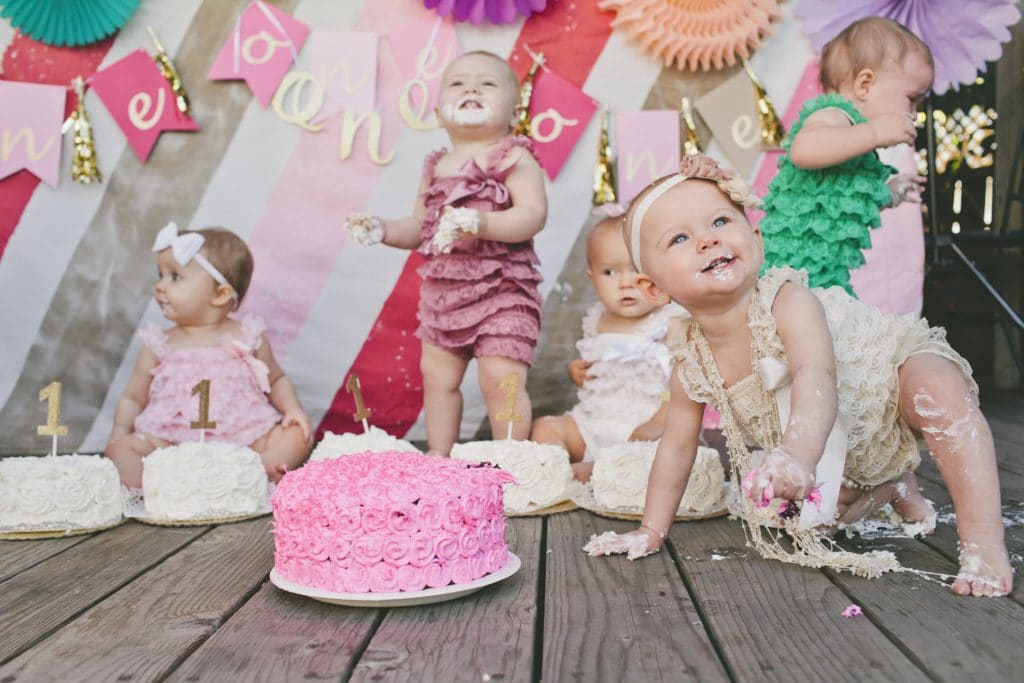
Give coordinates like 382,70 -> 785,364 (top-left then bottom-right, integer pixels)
345,51 -> 547,455
105,224 -> 312,487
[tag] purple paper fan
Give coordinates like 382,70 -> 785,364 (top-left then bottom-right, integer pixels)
423,0 -> 556,25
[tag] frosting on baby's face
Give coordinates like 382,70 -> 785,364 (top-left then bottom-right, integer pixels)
436,53 -> 519,135
634,180 -> 763,310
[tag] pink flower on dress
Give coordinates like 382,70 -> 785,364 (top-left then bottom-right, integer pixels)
225,340 -> 271,393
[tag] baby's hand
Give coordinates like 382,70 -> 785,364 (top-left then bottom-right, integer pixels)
741,446 -> 816,508
281,409 -> 312,443
433,206 -> 480,253
886,172 -> 925,206
629,420 -> 661,442
344,213 -> 385,246
583,529 -> 660,561
568,359 -> 592,387
869,113 -> 917,148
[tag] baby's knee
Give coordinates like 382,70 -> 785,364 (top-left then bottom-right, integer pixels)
531,415 -> 561,440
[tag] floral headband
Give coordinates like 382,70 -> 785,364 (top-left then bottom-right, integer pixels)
626,155 -> 761,272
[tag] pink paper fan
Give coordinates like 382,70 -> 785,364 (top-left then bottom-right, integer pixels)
599,0 -> 783,72
795,0 -> 1022,94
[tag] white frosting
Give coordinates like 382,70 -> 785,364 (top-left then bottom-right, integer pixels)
451,440 -> 573,513
142,442 -> 269,521
592,442 -> 726,515
309,427 -> 420,461
0,454 -> 122,533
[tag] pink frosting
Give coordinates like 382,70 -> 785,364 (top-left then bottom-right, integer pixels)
271,451 -> 514,593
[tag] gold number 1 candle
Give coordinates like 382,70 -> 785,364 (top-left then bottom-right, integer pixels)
38,381 -> 68,456
496,373 -> 520,440
346,374 -> 372,433
190,379 -> 217,441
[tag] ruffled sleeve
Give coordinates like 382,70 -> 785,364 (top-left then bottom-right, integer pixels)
671,319 -> 717,406
421,148 -> 448,189
486,135 -> 540,175
581,302 -> 603,337
137,324 -> 170,359
238,315 -> 266,350
749,267 -> 807,360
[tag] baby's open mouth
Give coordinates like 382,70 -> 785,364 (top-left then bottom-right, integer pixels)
458,98 -> 483,109
701,256 -> 735,273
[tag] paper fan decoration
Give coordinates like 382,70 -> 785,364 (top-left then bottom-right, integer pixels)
422,0 -> 556,25
0,0 -> 140,47
796,0 -> 1022,95
598,0 -> 783,72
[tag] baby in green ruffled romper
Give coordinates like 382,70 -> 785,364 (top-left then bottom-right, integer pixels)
761,17 -> 932,295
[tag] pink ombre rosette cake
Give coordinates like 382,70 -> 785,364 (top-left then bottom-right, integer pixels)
271,451 -> 517,594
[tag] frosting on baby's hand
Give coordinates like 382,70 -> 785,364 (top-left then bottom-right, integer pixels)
583,530 -> 659,561
433,206 -> 480,253
344,213 -> 385,246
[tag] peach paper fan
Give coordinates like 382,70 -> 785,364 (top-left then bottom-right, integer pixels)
598,0 -> 783,72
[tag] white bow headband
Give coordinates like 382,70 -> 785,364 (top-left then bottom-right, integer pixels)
152,222 -> 238,304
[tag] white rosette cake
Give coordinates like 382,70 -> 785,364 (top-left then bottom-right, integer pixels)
589,442 -> 727,518
309,427 -> 420,461
0,454 -> 123,537
139,442 -> 270,523
451,440 -> 574,514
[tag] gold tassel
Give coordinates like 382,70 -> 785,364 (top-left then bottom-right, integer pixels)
743,60 -> 785,150
512,50 -> 545,138
592,108 -> 617,206
70,76 -> 101,184
147,26 -> 192,116
680,96 -> 702,156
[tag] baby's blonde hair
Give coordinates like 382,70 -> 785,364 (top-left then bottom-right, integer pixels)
820,17 -> 934,92
182,228 -> 254,302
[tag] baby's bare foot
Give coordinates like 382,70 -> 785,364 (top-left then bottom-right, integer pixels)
952,527 -> 1013,597
890,471 -> 936,536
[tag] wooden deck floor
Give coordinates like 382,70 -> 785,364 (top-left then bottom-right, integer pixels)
2,398 -> 1022,682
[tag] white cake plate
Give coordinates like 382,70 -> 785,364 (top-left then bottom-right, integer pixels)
269,553 -> 521,608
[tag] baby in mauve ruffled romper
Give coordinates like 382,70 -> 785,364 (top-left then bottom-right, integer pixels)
345,51 -> 547,456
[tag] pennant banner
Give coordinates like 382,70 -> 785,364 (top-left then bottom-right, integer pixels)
0,81 -> 64,188
387,16 -> 461,131
615,110 -> 680,203
527,67 -> 598,181
89,48 -> 200,161
695,70 -> 764,178
307,30 -> 379,123
207,0 -> 310,107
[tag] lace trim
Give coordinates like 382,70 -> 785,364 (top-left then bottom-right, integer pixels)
138,324 -> 170,358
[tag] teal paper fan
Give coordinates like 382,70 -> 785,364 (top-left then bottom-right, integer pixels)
0,0 -> 141,47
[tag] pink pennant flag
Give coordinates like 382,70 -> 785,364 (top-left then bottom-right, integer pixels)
386,16 -> 461,116
90,49 -> 200,161
615,111 -> 680,203
307,30 -> 378,123
0,81 -> 64,187
207,0 -> 310,107
527,67 -> 598,181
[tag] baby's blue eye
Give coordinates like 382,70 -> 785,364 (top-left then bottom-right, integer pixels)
712,216 -> 729,228
670,233 -> 688,245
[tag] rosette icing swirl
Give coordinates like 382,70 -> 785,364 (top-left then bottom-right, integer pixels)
271,451 -> 513,593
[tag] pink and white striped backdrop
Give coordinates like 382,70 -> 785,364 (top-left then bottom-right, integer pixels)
0,0 -> 821,455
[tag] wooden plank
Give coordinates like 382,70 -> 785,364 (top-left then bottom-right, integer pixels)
348,517 -> 542,682
0,521 -> 207,664
675,518 -> 930,682
0,534 -> 92,582
830,533 -> 1024,681
0,518 -> 273,681
542,512 -> 729,683
167,583 -> 381,683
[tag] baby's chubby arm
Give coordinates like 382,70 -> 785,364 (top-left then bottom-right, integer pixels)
586,366 -> 703,559
475,149 -> 547,243
110,347 -> 159,439
770,282 -> 838,485
789,107 -> 916,170
255,334 -> 312,443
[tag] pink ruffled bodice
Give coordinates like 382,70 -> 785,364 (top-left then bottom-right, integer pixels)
133,315 -> 281,445
415,136 -> 543,362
